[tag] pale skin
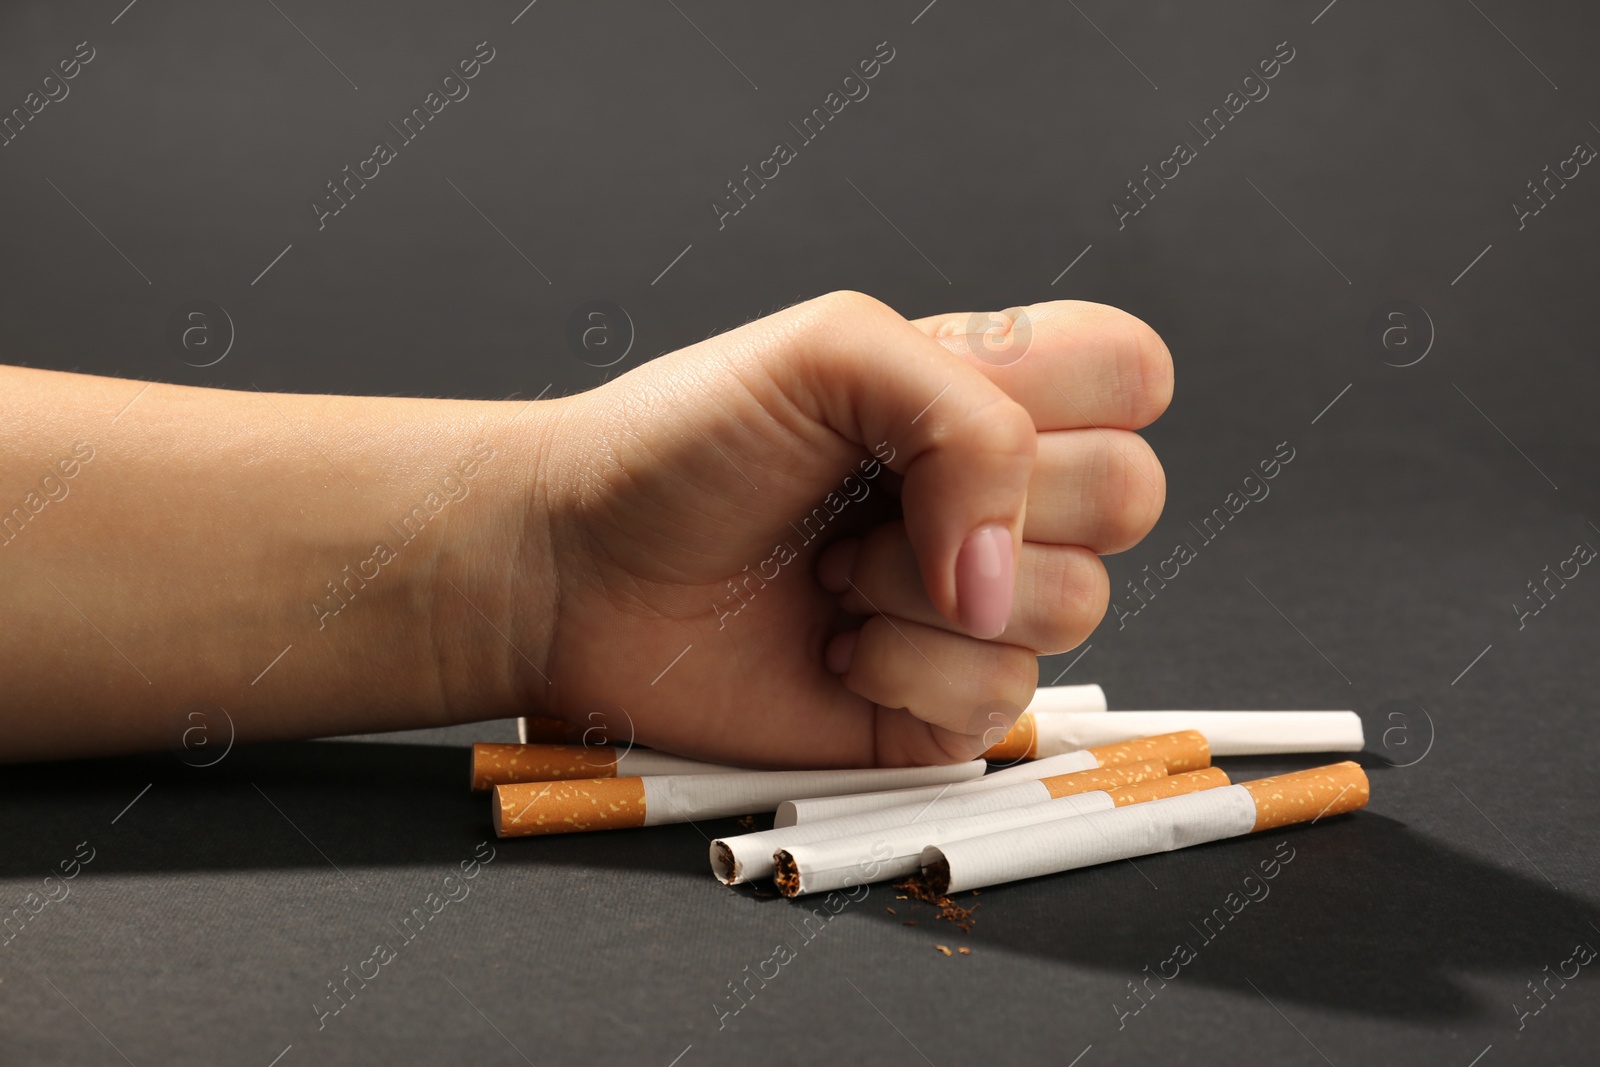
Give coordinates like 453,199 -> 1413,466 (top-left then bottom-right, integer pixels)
0,292 -> 1171,767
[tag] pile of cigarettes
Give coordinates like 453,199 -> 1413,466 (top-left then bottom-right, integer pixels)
472,684 -> 1370,899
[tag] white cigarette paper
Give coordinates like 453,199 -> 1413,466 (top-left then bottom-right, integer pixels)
920,763 -> 1369,892
774,770 -> 1229,896
637,761 -> 987,826
712,761 -> 1167,884
783,729 -> 1211,826
773,750 -> 1100,828
1031,710 -> 1363,757
1025,683 -> 1107,713
922,790 -> 1252,892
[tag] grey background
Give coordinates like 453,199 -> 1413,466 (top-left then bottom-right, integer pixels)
3,0 -> 1598,1064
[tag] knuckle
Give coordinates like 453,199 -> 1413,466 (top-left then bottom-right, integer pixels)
810,289 -> 896,325
1121,314 -> 1174,426
943,395 -> 1037,462
1072,303 -> 1174,427
989,644 -> 1040,705
1035,549 -> 1108,653
1100,434 -> 1166,551
849,615 -> 908,696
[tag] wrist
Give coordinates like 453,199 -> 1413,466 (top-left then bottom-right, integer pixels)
427,394 -> 571,727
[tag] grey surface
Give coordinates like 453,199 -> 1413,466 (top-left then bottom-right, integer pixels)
3,0 -> 1599,1064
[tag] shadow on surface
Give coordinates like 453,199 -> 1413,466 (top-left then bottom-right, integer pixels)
842,810 -> 1594,1023
0,740 -> 737,880
5,743 -> 1591,1025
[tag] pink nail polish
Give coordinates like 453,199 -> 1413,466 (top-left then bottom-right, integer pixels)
825,630 -> 860,674
956,524 -> 1014,639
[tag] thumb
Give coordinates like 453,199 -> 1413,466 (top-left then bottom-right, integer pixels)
762,291 -> 1036,638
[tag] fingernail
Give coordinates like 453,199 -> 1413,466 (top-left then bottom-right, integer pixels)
956,524 -> 1014,639
825,630 -> 859,674
816,538 -> 861,594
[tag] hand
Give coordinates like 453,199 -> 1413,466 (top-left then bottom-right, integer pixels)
505,292 -> 1172,768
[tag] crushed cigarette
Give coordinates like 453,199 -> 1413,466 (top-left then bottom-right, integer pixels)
958,947 -> 971,956
936,945 -> 952,957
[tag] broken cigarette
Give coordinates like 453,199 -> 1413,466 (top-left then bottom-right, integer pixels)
982,710 -> 1364,759
711,759 -> 1170,885
470,743 -> 736,792
920,762 -> 1370,893
773,768 -> 1230,897
776,730 -> 1210,826
493,760 -> 988,838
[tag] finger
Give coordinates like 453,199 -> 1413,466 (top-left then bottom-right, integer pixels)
1023,428 -> 1165,552
908,300 -> 1174,431
869,705 -> 1022,767
824,524 -> 1109,654
769,291 -> 1036,638
827,613 -> 1038,746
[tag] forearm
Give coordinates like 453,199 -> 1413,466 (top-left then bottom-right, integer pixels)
0,365 -> 555,762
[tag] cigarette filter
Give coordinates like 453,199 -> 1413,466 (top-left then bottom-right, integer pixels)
493,760 -> 987,838
470,743 -> 738,792
983,710 -> 1363,760
777,730 -> 1209,826
773,768 -> 1229,896
711,760 -> 1169,885
921,762 -> 1369,893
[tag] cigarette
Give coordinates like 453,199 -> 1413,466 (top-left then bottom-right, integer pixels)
919,761 -> 1370,893
983,710 -> 1363,759
711,759 -> 1169,885
773,768 -> 1230,897
1028,682 -> 1108,713
979,683 -> 1108,761
470,743 -> 738,792
777,730 -> 1209,826
493,760 -> 988,838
